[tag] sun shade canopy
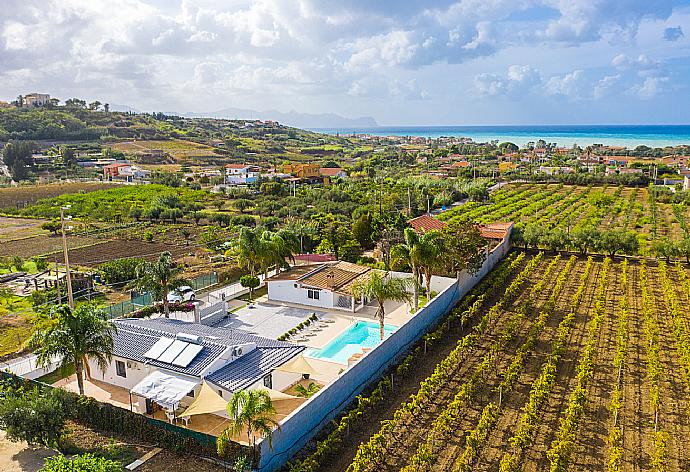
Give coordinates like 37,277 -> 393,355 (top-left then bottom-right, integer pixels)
274,355 -> 320,376
180,382 -> 228,418
131,371 -> 199,410
256,387 -> 300,401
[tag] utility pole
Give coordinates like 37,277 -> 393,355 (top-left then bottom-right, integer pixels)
407,188 -> 412,216
60,206 -> 74,308
54,257 -> 61,304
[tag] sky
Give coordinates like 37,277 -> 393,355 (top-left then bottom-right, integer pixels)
1,0 -> 690,125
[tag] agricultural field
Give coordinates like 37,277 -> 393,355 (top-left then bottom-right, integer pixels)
50,239 -> 193,266
0,234 -> 104,259
0,182 -> 119,210
439,183 -> 688,255
109,139 -> 218,161
0,216 -> 51,242
294,252 -> 690,471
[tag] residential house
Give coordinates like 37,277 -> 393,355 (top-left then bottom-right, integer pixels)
225,164 -> 260,185
103,162 -> 151,182
318,167 -> 347,179
91,318 -> 304,414
538,166 -> 575,175
408,214 -> 513,247
266,261 -> 373,312
283,163 -> 320,179
22,93 -> 51,107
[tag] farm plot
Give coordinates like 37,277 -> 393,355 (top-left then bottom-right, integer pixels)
0,234 -> 104,258
0,182 -> 118,210
49,239 -> 192,266
439,183 -> 687,255
330,255 -> 690,472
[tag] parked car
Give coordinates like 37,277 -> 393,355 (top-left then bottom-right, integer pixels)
167,286 -> 196,303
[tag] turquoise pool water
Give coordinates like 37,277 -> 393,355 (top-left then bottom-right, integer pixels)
306,321 -> 397,364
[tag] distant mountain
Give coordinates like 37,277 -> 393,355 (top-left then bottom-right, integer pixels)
179,108 -> 378,128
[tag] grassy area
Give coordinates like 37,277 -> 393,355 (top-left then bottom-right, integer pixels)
237,285 -> 268,301
0,295 -> 34,356
36,364 -> 75,384
0,261 -> 39,275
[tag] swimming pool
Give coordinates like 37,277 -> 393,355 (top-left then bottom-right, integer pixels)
306,320 -> 397,364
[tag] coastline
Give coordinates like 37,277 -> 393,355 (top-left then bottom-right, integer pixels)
310,125 -> 690,148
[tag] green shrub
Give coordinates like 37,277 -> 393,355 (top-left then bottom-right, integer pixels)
0,386 -> 69,451
40,453 -> 122,472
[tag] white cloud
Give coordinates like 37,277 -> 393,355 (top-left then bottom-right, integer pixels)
475,65 -> 541,96
545,70 -> 586,98
594,75 -> 621,99
632,76 -> 669,99
0,0 -> 687,121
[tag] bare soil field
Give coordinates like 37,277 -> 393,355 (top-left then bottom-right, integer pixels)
0,217 -> 49,242
0,234 -> 104,258
49,239 -> 193,266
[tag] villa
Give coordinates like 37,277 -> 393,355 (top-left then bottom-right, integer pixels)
265,261 -> 373,312
89,318 -> 304,420
225,163 -> 260,185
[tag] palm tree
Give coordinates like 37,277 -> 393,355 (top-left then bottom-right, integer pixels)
133,251 -> 188,318
217,389 -> 279,465
234,227 -> 264,277
284,217 -> 319,253
30,304 -> 116,395
260,229 -> 299,277
417,231 -> 443,298
390,228 -> 441,312
351,271 -> 412,340
294,382 -> 321,398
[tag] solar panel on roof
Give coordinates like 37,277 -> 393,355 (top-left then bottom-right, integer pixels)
158,340 -> 189,363
144,337 -> 175,360
172,343 -> 204,367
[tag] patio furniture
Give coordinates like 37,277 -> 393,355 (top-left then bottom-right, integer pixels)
165,410 -> 176,424
180,416 -> 191,427
323,319 -> 336,324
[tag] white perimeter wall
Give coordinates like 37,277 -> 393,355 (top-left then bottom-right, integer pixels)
257,234 -> 511,471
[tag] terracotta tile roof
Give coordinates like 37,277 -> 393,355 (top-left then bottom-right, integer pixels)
319,167 -> 344,176
409,214 -> 446,232
300,261 -> 370,293
265,265 -> 321,281
294,253 -> 337,264
478,222 -> 513,240
225,163 -> 249,169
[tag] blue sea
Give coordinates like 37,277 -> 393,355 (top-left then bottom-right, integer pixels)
311,125 -> 690,148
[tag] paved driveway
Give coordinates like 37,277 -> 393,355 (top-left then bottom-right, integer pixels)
213,302 -> 326,339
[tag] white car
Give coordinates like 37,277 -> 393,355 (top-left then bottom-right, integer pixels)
167,286 -> 196,303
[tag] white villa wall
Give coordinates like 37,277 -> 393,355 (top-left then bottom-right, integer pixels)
268,280 -> 335,310
257,234 -> 512,472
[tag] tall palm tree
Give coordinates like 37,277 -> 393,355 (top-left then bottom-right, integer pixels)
261,229 -> 299,276
133,251 -> 188,318
234,227 -> 264,277
217,389 -> 279,465
284,217 -> 319,253
352,271 -> 412,340
390,228 -> 441,311
30,304 -> 116,395
417,231 -> 443,298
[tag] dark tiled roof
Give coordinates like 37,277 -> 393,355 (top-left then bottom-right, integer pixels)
206,345 -> 304,392
112,319 -> 303,388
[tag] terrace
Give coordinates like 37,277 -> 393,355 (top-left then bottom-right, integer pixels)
55,375 -> 307,443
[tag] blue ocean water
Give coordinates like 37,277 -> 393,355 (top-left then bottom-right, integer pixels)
311,125 -> 690,148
